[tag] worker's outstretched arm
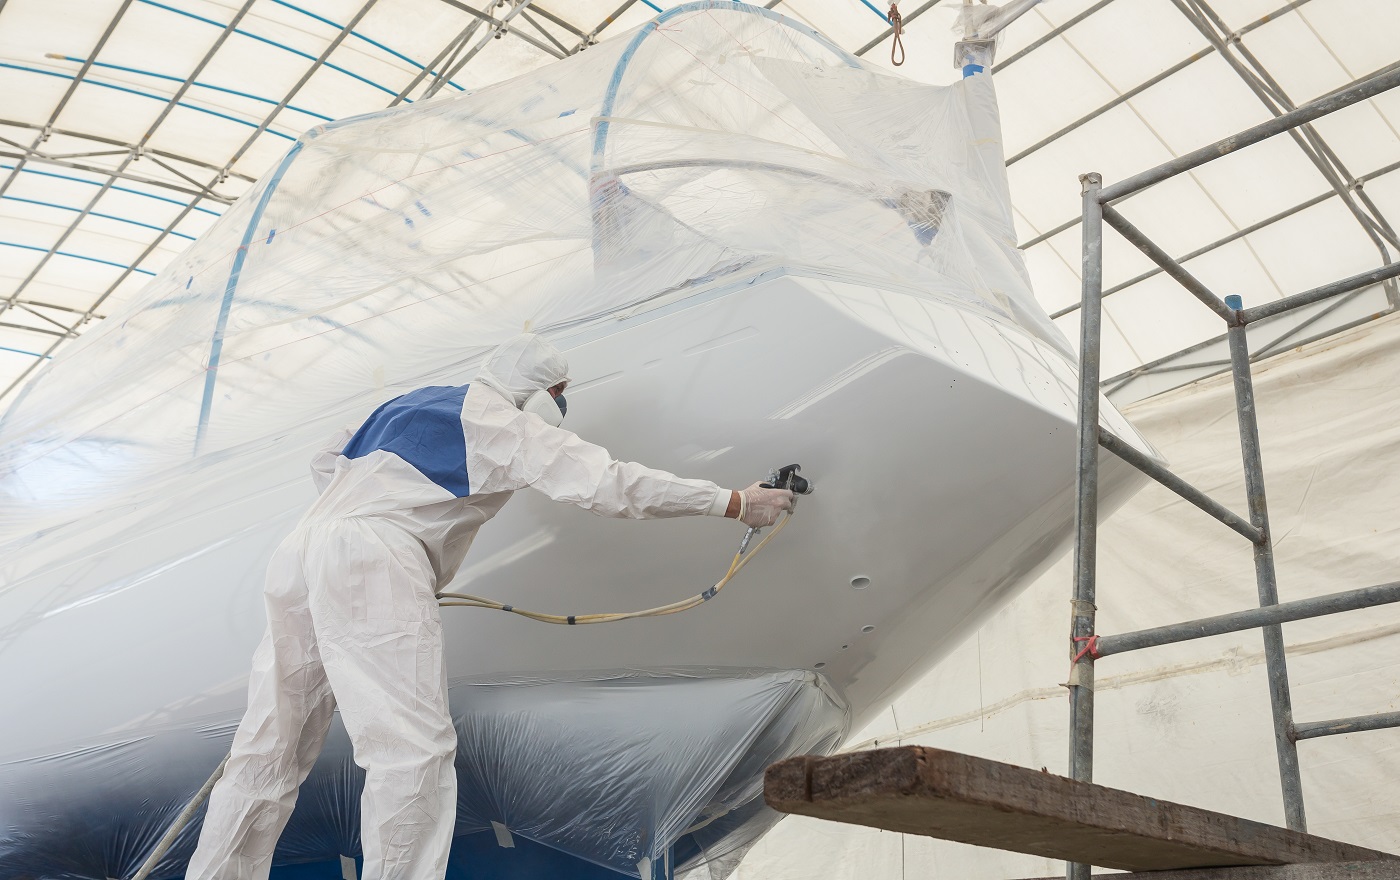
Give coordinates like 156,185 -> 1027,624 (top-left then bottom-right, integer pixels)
464,390 -> 790,525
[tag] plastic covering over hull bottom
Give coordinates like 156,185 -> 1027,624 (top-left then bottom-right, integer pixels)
0,668 -> 847,880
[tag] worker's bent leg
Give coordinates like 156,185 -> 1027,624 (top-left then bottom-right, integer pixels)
187,532 -> 337,880
305,518 -> 458,880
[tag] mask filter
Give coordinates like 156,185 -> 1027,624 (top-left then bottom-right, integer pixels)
523,388 -> 566,427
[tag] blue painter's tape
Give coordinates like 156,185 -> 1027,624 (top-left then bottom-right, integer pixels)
1225,294 -> 1243,310
266,228 -> 276,244
962,64 -> 984,77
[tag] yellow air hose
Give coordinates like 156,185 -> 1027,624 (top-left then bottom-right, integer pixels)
128,512 -> 799,880
436,513 -> 792,625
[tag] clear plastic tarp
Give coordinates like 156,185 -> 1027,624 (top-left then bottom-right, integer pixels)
0,4 -> 1079,878
0,1 -> 1069,555
2,669 -> 846,879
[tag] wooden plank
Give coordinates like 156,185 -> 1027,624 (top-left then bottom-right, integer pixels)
1018,863 -> 1400,879
764,747 -> 1397,872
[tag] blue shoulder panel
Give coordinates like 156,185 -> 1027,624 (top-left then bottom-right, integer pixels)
342,385 -> 472,497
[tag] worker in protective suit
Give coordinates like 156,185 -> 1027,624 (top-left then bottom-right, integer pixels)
185,333 -> 793,880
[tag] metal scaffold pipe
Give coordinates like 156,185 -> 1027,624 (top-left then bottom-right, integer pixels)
1099,65 -> 1400,203
1293,710 -> 1400,741
1097,431 -> 1261,543
1066,171 -> 1104,880
1225,293 -> 1307,832
1241,260 -> 1400,323
1095,580 -> 1400,657
1101,205 -> 1238,324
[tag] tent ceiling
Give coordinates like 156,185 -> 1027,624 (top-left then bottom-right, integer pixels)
0,0 -> 1396,407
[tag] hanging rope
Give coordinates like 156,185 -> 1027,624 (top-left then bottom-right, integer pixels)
438,513 -> 792,625
888,3 -> 905,66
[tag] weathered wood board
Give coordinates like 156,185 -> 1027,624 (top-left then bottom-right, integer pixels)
764,747 -> 1396,872
1018,863 -> 1400,879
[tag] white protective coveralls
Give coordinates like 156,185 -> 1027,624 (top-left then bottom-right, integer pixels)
186,334 -> 735,880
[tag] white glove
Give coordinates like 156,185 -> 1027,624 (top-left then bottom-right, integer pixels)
738,481 -> 794,529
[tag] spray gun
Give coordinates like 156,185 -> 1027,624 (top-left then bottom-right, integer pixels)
738,463 -> 813,555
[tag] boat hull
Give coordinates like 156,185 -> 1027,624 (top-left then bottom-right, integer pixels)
0,270 -> 1148,877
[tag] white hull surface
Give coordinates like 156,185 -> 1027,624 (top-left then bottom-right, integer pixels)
0,270 -> 1148,877
0,6 -> 1151,878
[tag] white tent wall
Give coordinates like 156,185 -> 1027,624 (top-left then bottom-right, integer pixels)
729,311 -> 1400,879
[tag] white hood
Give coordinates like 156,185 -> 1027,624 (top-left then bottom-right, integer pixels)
473,334 -> 570,408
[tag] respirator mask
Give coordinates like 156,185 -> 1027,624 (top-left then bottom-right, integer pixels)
523,387 -> 567,427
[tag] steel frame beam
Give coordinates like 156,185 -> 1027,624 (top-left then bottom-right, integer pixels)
0,4 -> 254,400
854,0 -> 944,58
397,17 -> 486,105
433,0 -> 568,58
0,119 -> 256,185
520,9 -> 569,57
994,0 -> 1118,71
1,1 -> 258,319
423,0 -> 538,101
0,0 -> 134,204
1005,0 -> 1313,170
1170,0 -> 1399,305
0,149 -> 235,203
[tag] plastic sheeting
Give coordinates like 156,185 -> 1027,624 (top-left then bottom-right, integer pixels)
0,1 -> 1063,548
0,4 -> 1089,878
731,310 -> 1400,879
1,669 -> 846,879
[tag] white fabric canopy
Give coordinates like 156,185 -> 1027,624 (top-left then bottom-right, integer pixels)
1,0 -> 1398,407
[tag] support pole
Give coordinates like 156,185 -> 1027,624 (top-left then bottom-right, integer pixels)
1293,710 -> 1400,741
1096,580 -> 1400,657
1067,172 -> 1103,880
1098,431 -> 1261,543
1240,260 -> 1400,323
1224,294 -> 1307,832
1101,206 -> 1238,323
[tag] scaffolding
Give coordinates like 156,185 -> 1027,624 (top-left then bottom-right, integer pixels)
1066,62 -> 1400,880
